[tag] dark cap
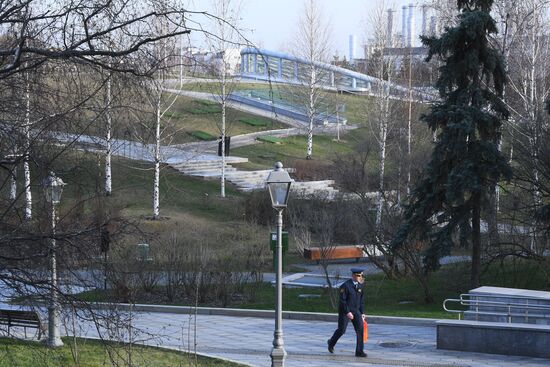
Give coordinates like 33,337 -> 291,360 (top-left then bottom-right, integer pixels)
351,268 -> 364,274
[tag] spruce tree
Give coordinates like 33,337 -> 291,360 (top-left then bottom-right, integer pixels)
392,0 -> 511,289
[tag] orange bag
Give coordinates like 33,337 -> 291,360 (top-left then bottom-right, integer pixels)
363,319 -> 368,343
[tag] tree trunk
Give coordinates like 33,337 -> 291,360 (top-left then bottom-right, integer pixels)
487,186 -> 499,248
376,105 -> 388,231
105,69 -> 112,196
220,73 -> 226,198
306,67 -> 315,159
419,275 -> 434,304
406,53 -> 413,196
153,92 -> 161,220
9,165 -> 17,201
471,195 -> 482,289
23,69 -> 32,220
376,59 -> 391,236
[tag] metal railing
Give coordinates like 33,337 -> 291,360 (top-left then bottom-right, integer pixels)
443,293 -> 550,323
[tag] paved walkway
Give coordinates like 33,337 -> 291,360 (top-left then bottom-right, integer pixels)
75,309 -> 549,367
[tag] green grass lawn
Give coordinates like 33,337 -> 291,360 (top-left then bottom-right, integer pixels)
256,136 -> 283,144
0,338 -> 243,367
232,134 -> 356,170
53,93 -> 288,146
179,80 -> 429,127
190,130 -> 217,140
75,258 -> 550,319
238,270 -> 461,319
157,96 -> 286,144
56,153 -> 242,222
0,151 -> 249,253
239,117 -> 269,127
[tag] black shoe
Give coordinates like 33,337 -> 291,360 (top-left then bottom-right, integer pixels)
355,351 -> 367,357
327,340 -> 334,353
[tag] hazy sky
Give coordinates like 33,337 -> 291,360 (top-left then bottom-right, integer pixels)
190,0 -> 430,57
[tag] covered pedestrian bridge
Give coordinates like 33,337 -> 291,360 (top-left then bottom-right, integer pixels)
239,48 -> 435,101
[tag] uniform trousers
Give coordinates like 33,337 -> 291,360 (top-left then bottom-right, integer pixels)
328,310 -> 364,354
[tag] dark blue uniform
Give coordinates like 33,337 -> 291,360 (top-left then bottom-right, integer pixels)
328,278 -> 365,355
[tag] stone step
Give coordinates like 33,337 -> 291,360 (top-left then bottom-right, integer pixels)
180,166 -> 237,175
237,182 -> 339,194
463,311 -> 550,325
168,158 -> 339,199
230,176 -> 268,184
463,286 -> 550,326
171,157 -> 247,169
225,170 -> 271,179
173,162 -> 230,170
437,319 -> 550,358
293,180 -> 336,188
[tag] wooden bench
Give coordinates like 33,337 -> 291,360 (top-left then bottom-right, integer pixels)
303,245 -> 365,262
0,309 -> 42,339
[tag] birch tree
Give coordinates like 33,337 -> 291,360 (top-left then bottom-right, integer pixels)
292,0 -> 332,159
503,0 -> 550,252
366,2 -> 399,236
22,66 -> 32,219
207,0 -> 242,198
138,1 -> 182,220
0,1 -> 202,359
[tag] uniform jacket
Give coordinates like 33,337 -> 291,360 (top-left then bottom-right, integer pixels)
338,278 -> 364,315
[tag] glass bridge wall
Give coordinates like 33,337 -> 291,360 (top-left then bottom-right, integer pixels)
239,48 -> 435,102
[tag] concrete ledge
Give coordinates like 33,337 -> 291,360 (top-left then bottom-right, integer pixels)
90,303 -> 437,327
437,319 -> 550,358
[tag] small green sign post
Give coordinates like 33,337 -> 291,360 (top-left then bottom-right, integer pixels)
270,231 -> 288,271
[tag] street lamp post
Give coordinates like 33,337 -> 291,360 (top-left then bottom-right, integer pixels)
266,162 -> 292,367
43,172 -> 66,347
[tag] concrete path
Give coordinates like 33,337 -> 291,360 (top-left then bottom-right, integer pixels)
74,308 -> 549,367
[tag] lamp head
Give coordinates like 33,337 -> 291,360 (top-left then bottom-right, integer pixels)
266,162 -> 293,209
44,171 -> 66,205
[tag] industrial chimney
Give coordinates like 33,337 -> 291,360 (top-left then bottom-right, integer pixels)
430,15 -> 437,36
407,3 -> 415,47
421,5 -> 428,37
386,9 -> 394,47
402,6 -> 407,46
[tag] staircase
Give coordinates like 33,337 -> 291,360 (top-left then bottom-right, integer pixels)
438,286 -> 550,358
169,158 -> 339,198
463,286 -> 550,325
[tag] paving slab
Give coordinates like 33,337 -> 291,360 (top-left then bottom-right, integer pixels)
69,310 -> 549,367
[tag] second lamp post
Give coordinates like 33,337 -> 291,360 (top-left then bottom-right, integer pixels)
266,162 -> 293,367
44,171 -> 66,347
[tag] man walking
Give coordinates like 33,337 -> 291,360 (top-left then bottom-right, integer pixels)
327,268 -> 367,357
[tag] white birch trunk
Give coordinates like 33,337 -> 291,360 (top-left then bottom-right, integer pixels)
180,33 -> 185,86
528,12 -> 541,252
153,92 -> 161,220
105,70 -> 112,196
23,69 -> 32,220
306,67 -> 315,159
220,66 -> 226,198
9,167 -> 17,201
376,89 -> 389,231
406,55 -> 413,196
